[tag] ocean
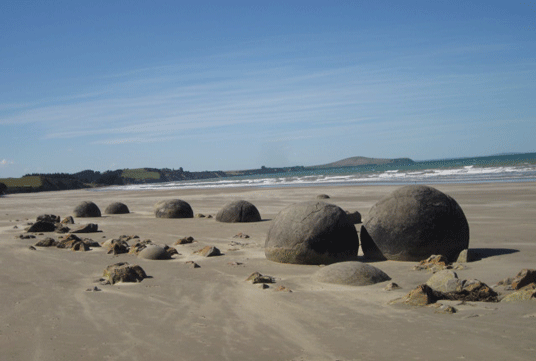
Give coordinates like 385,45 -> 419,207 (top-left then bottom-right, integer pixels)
101,153 -> 536,191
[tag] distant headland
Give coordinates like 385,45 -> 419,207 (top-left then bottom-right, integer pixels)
1,152 -> 535,194
0,156 -> 414,194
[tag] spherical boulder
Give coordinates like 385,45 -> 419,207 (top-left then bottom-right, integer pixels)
138,245 -> 171,260
312,261 -> 391,286
154,199 -> 193,218
360,185 -> 469,262
265,201 -> 359,265
105,202 -> 130,214
216,200 -> 261,223
73,201 -> 101,217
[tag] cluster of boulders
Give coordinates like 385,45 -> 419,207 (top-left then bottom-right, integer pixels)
15,184 -> 535,308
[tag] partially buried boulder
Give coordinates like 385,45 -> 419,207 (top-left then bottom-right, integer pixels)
138,245 -> 172,260
216,200 -> 261,223
102,262 -> 147,285
26,221 -> 56,233
265,201 -> 359,265
361,185 -> 469,262
73,201 -> 101,217
105,202 -> 130,214
312,261 -> 390,286
154,199 -> 193,218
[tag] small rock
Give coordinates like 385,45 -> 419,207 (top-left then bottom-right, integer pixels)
185,261 -> 200,268
345,210 -> 362,224
195,213 -> 206,218
456,249 -> 476,263
36,214 -> 60,223
193,246 -> 221,257
435,305 -> 457,314
164,245 -> 179,257
259,283 -> 270,289
233,233 -> 250,239
17,234 -> 36,239
34,237 -> 58,247
426,270 -> 463,293
227,261 -> 243,266
71,223 -> 98,233
61,216 -> 75,224
501,283 -> 536,302
175,236 -> 195,245
86,286 -> 101,292
316,194 -> 330,199
246,272 -> 275,284
413,255 -> 450,272
102,262 -> 147,285
511,269 -> 536,290
274,285 -> 292,292
384,282 -> 401,291
28,246 -> 36,250
395,284 -> 439,306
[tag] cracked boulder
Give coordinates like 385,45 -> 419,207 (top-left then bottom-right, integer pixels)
216,200 -> 261,223
361,185 -> 469,262
102,262 -> 147,284
265,201 -> 359,265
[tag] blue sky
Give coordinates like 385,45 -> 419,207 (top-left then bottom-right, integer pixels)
1,1 -> 535,177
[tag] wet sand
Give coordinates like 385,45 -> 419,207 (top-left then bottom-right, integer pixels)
1,182 -> 535,360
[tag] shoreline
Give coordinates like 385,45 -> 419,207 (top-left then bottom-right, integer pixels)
1,182 -> 536,360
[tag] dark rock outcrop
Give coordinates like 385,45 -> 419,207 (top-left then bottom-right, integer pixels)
265,201 -> 359,265
361,185 -> 469,262
216,200 -> 261,223
26,221 -> 56,233
73,201 -> 101,217
154,199 -> 193,218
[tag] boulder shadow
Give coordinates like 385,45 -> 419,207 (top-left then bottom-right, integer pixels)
470,248 -> 519,260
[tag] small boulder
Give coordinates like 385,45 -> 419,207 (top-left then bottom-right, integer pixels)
413,255 -> 450,272
397,284 -> 439,306
426,270 -> 463,293
194,246 -> 221,257
511,269 -> 536,290
312,261 -> 391,286
102,262 -> 147,284
34,237 -> 58,247
26,221 -> 56,233
71,223 -> 98,233
216,200 -> 262,223
384,282 -> 401,291
154,199 -> 193,218
138,245 -> 172,260
501,284 -> 536,302
36,214 -> 60,223
73,201 -> 101,217
317,194 -> 330,199
246,272 -> 275,284
265,201 -> 359,265
456,249 -> 476,263
61,216 -> 75,224
175,236 -> 195,245
105,202 -> 130,214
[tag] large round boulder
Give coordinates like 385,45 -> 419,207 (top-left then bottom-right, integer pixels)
154,199 -> 193,219
265,201 -> 359,265
312,261 -> 391,286
105,202 -> 130,214
73,201 -> 101,217
360,185 -> 469,262
216,200 -> 261,223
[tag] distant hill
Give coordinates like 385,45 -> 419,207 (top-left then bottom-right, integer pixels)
311,156 -> 415,169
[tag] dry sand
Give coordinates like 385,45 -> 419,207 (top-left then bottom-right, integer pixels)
1,183 -> 535,360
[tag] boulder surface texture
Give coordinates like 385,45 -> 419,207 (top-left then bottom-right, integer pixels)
361,185 -> 469,262
154,199 -> 193,218
105,202 -> 130,214
313,261 -> 390,286
265,201 -> 359,265
216,200 -> 261,223
73,201 -> 101,217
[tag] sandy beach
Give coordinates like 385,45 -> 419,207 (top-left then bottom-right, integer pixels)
1,182 -> 535,361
